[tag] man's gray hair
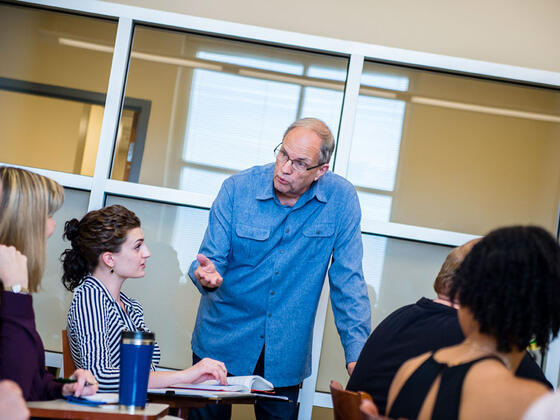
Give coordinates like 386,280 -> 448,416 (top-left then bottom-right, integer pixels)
283,118 -> 335,165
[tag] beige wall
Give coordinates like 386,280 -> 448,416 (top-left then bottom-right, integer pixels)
103,0 -> 560,73
0,5 -> 116,174
388,68 -> 560,235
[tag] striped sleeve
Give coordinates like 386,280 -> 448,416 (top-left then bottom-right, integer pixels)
67,287 -> 121,392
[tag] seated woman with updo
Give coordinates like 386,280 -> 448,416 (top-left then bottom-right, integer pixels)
385,226 -> 560,420
62,204 -> 227,392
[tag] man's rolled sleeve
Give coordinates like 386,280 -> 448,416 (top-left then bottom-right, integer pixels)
327,188 -> 371,364
188,177 -> 234,294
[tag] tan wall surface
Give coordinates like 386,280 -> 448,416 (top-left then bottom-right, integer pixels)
389,68 -> 560,235
101,0 -> 560,73
0,5 -> 116,174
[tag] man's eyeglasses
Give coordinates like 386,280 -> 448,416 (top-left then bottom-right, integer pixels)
274,143 -> 324,172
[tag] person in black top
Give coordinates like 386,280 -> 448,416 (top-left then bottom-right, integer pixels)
386,226 -> 560,420
347,237 -> 551,415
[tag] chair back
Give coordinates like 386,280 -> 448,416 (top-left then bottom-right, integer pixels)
61,329 -> 76,377
330,379 -> 373,420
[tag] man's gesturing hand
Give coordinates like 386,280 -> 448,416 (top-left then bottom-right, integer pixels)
194,254 -> 223,289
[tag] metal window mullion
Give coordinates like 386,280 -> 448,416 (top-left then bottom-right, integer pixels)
298,279 -> 330,419
298,55 -> 363,418
88,17 -> 133,211
0,162 -> 92,190
104,179 -> 214,209
332,54 -> 363,177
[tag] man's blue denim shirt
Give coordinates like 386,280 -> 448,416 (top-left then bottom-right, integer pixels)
188,163 -> 371,387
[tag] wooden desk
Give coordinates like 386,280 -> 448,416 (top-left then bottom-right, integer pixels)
27,399 -> 169,420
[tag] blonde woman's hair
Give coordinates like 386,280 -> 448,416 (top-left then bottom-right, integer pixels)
0,167 -> 64,291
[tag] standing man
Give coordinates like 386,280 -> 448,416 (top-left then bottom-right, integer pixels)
188,118 -> 371,420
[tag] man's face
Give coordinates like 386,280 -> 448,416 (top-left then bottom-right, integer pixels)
273,127 -> 328,203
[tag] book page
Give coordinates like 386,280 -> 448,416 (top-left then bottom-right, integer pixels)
170,375 -> 274,392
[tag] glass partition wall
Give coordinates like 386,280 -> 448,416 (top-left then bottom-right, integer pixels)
2,1 -> 560,418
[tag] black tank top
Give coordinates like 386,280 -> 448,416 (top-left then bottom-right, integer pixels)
388,352 -> 504,420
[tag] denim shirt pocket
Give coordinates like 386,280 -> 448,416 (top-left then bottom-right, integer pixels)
302,222 -> 335,260
233,223 -> 271,266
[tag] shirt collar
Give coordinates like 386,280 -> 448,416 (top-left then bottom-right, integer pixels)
84,275 -> 131,308
255,164 -> 328,204
84,275 -> 115,301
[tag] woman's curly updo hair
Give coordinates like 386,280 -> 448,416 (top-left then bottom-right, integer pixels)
450,225 -> 560,353
61,204 -> 140,291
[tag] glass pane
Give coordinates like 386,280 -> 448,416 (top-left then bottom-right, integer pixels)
35,188 -> 91,352
0,4 -> 117,175
315,234 -> 452,392
348,61 -> 560,235
105,195 -> 210,369
111,25 -> 348,197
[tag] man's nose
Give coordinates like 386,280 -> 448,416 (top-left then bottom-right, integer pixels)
281,159 -> 294,173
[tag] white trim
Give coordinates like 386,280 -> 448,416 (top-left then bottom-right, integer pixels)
105,179 -> 214,208
361,219 -> 479,247
45,351 -> 63,368
88,17 -> 133,211
105,180 -> 476,248
298,280 -> 330,419
332,54 -> 364,177
105,179 -> 475,248
0,163 -> 92,190
545,336 -> 560,388
17,0 -> 560,86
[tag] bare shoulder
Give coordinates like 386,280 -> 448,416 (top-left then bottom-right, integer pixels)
386,352 -> 432,413
461,362 -> 549,420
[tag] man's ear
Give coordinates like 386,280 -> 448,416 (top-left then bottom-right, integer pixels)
314,164 -> 329,181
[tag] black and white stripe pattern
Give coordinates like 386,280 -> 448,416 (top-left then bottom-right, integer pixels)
66,276 -> 161,392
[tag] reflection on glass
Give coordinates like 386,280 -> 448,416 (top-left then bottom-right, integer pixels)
105,195 -> 210,369
0,4 -> 116,175
35,188 -> 90,352
315,234 -> 452,392
349,61 -> 560,235
111,25 -> 348,197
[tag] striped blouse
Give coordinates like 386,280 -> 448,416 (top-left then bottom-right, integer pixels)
66,276 -> 161,392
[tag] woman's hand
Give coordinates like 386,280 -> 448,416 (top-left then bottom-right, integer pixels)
184,358 -> 228,385
61,369 -> 98,397
0,245 -> 28,289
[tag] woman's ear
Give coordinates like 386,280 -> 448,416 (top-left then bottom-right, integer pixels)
100,251 -> 114,269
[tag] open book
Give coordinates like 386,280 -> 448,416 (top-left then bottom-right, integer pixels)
172,375 -> 274,393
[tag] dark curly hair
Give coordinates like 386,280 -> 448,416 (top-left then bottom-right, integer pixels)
61,204 -> 140,291
450,225 -> 560,353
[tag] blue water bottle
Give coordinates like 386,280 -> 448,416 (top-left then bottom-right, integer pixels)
119,331 -> 155,411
